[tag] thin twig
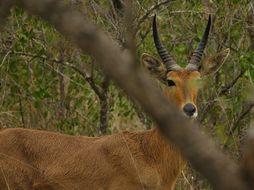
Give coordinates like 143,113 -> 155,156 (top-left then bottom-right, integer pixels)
0,50 -> 103,99
219,69 -> 245,96
136,26 -> 151,48
1,50 -> 111,133
135,0 -> 173,34
199,70 -> 245,123
18,91 -> 26,128
111,0 -> 124,16
229,103 -> 254,135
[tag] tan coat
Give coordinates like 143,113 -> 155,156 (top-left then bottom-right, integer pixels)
0,127 -> 185,190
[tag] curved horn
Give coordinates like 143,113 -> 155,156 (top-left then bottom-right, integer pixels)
186,15 -> 211,71
153,15 -> 181,71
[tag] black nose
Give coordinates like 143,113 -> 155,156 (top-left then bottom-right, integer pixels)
183,103 -> 196,117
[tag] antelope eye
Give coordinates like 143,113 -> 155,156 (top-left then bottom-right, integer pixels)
167,80 -> 176,87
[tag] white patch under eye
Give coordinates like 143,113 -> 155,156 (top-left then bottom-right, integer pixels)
192,112 -> 198,118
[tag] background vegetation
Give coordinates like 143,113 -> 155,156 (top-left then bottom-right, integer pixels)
0,0 -> 254,189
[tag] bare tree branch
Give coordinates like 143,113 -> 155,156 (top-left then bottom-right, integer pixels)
0,1 -> 249,189
0,49 -> 111,134
136,26 -> 151,48
229,103 -> 254,135
135,0 -> 173,34
199,69 -> 245,123
220,69 -> 246,96
0,50 -> 103,99
99,77 -> 109,135
112,0 -> 124,16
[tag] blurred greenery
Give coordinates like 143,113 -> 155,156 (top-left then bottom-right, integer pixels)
0,0 -> 254,189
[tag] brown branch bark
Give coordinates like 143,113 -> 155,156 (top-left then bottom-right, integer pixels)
0,1 -> 249,189
99,77 -> 109,135
112,0 -> 124,16
18,90 -> 26,128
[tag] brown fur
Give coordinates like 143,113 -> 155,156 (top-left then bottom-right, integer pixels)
164,70 -> 201,109
0,127 -> 183,190
0,49 -> 229,190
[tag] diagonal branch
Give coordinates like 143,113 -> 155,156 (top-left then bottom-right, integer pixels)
219,69 -> 246,96
229,103 -> 254,135
199,69 -> 245,123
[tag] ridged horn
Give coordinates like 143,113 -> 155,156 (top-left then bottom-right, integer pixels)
153,15 -> 181,71
186,15 -> 212,71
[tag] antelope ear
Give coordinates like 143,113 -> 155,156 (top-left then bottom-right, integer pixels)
200,48 -> 230,76
141,53 -> 167,81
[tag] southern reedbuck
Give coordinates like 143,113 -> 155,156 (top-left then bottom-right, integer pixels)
0,15 -> 229,190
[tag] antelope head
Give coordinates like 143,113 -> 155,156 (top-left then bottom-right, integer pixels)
141,15 -> 230,118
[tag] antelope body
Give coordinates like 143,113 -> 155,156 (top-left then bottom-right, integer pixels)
0,15 -> 229,190
0,127 -> 184,190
